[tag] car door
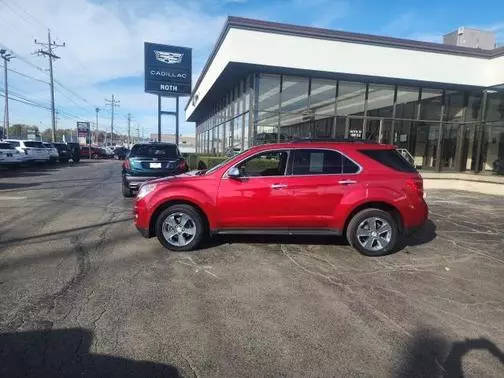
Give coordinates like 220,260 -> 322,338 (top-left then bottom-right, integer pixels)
216,149 -> 291,229
283,148 -> 362,229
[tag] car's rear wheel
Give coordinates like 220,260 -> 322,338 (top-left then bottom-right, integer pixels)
122,181 -> 134,198
155,204 -> 205,251
346,208 -> 398,256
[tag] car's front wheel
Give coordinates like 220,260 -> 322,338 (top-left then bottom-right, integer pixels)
346,208 -> 398,256
155,204 -> 205,251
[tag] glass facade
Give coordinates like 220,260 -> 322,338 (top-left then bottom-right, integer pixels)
196,72 -> 504,174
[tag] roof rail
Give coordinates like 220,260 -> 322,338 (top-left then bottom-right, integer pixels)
291,137 -> 378,143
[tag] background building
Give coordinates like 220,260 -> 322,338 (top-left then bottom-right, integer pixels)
443,27 -> 496,50
187,17 -> 504,174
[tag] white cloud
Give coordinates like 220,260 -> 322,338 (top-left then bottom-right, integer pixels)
0,0 -> 225,134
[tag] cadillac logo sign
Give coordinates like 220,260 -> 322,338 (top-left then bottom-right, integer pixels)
145,42 -> 192,96
154,50 -> 184,64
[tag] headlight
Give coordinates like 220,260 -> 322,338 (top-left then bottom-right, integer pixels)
137,183 -> 157,199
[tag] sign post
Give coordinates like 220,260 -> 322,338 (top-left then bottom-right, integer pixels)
144,42 -> 191,145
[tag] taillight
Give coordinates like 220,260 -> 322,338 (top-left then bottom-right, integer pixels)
123,159 -> 131,170
405,177 -> 424,198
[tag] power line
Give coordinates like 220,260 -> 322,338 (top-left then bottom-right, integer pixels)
0,63 -> 49,85
0,0 -> 47,30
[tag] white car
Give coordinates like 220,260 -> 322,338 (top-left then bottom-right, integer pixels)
42,142 -> 60,162
3,139 -> 50,162
0,141 -> 25,165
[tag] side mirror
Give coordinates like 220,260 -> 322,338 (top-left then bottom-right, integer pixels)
228,167 -> 241,179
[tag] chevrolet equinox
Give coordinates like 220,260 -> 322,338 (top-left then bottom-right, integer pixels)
134,141 -> 428,256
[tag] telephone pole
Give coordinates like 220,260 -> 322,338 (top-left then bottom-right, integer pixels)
34,30 -> 65,142
105,94 -> 119,146
1,49 -> 14,139
127,113 -> 132,147
95,107 -> 100,144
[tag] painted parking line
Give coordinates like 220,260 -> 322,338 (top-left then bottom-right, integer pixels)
0,196 -> 27,200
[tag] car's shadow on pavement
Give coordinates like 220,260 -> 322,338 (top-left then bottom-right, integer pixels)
0,328 -> 180,378
199,219 -> 437,255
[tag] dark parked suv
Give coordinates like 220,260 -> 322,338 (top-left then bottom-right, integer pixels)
122,143 -> 188,197
53,143 -> 71,163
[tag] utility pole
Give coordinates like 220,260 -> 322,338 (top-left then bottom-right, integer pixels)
105,94 -> 119,146
95,107 -> 100,144
35,30 -> 65,142
127,113 -> 132,147
1,49 -> 14,139
136,123 -> 140,144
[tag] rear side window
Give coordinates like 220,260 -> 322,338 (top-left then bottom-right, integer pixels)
0,143 -> 15,149
360,149 -> 416,172
130,144 -> 179,158
24,141 -> 44,148
291,149 -> 360,175
7,141 -> 20,147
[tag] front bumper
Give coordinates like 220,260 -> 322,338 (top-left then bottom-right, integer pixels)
136,224 -> 151,238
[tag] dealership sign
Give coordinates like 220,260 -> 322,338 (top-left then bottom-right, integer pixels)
144,42 -> 192,96
77,122 -> 91,145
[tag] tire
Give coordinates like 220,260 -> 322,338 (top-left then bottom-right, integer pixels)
155,204 -> 206,252
346,208 -> 398,256
60,158 -> 69,163
92,153 -> 99,160
122,181 -> 134,198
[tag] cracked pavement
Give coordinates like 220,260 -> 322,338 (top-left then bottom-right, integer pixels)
0,160 -> 503,377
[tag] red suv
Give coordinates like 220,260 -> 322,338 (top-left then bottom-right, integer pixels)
134,141 -> 428,256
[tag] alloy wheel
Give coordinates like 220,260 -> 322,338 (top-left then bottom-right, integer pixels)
162,212 -> 197,247
356,216 -> 392,252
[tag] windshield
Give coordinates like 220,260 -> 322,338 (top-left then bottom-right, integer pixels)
130,144 -> 179,159
24,141 -> 44,148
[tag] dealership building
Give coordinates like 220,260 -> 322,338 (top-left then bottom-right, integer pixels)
186,17 -> 504,174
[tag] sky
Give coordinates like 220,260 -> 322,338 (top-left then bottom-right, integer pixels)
1,0 -> 503,138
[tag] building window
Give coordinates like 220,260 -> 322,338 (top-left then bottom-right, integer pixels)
310,79 -> 337,118
466,92 -> 483,121
444,90 -> 465,121
243,112 -> 249,149
395,86 -> 419,120
420,88 -> 443,120
481,122 -> 504,173
486,90 -> 504,122
366,84 -> 394,118
336,81 -> 366,116
258,74 -> 281,112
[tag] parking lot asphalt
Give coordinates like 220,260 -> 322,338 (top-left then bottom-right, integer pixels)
0,160 -> 503,377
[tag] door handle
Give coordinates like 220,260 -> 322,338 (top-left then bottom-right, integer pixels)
271,183 -> 287,189
338,179 -> 357,185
